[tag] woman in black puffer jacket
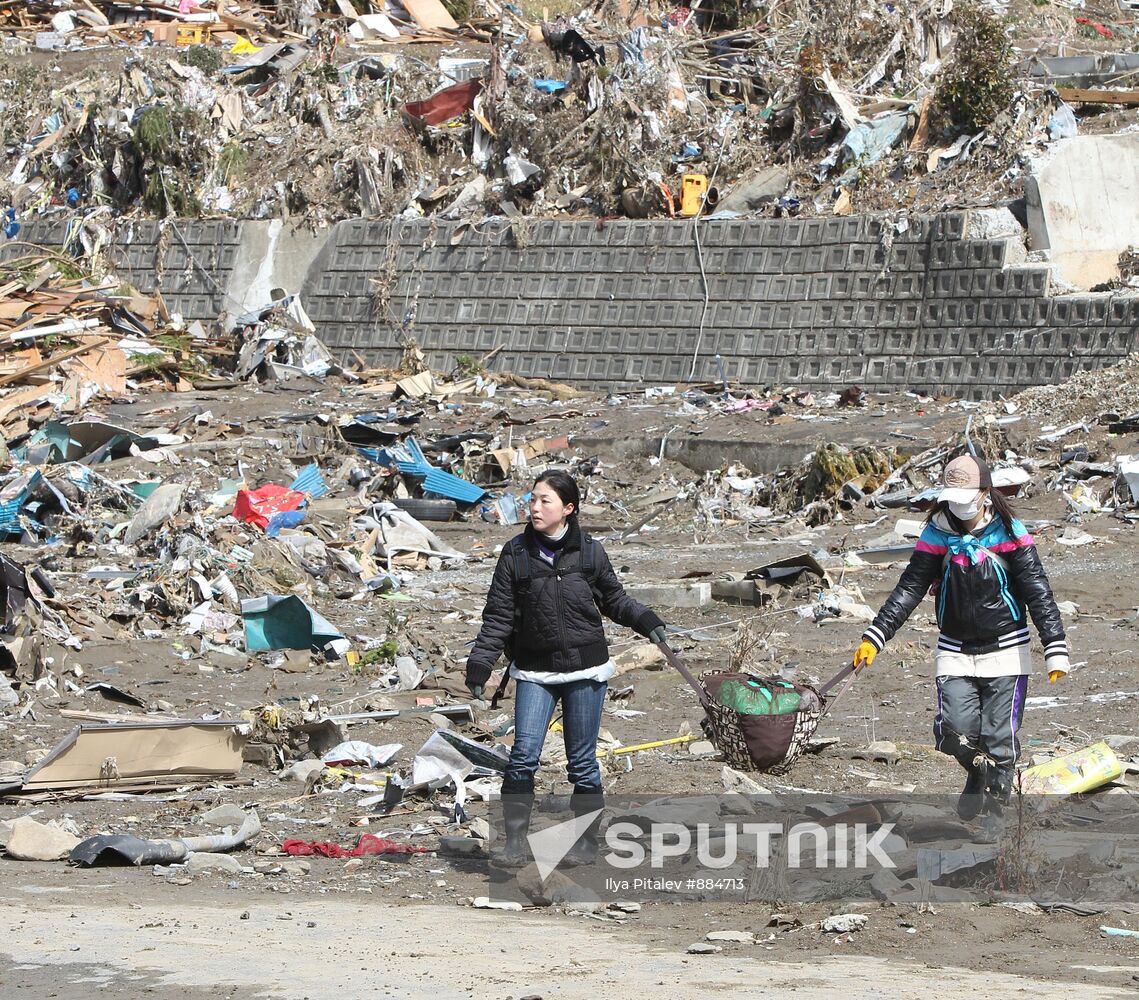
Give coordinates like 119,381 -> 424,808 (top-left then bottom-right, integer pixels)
466,471 -> 667,868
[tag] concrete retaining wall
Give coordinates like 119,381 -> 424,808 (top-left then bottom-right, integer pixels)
8,211 -> 1138,398
1025,133 -> 1139,289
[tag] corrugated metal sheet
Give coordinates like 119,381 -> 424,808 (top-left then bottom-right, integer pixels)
357,438 -> 486,504
0,471 -> 41,538
289,463 -> 329,499
422,468 -> 486,504
390,438 -> 432,475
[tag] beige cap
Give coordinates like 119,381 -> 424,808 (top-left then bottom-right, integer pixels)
939,455 -> 991,504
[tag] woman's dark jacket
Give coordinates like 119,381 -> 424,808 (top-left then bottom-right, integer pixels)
465,520 -> 664,686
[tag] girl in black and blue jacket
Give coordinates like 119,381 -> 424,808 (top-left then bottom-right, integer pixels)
852,455 -> 1069,818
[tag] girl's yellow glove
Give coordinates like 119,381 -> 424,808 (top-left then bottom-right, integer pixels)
1048,670 -> 1064,683
853,640 -> 878,669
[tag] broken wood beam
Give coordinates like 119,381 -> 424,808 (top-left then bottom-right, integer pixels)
1056,87 -> 1139,106
0,337 -> 113,388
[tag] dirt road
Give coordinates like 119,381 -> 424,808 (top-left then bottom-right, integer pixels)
3,881 -> 1137,1000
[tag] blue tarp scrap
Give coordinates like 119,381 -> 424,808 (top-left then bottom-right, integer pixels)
265,509 -> 306,538
289,463 -> 329,499
836,111 -> 911,185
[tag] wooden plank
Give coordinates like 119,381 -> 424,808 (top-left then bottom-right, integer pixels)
0,383 -> 54,423
0,337 -> 111,388
1057,87 -> 1139,106
0,345 -> 41,374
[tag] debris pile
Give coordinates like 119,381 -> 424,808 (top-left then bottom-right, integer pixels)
0,342 -> 1132,975
1012,352 -> 1139,425
4,0 -> 1136,226
0,247 -> 221,433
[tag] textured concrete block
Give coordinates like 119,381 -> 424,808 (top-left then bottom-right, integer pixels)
10,212 -> 1136,399
781,246 -> 809,273
753,220 -> 784,247
845,243 -> 883,271
821,245 -> 848,270
1000,267 -> 1052,297
790,301 -> 815,328
932,213 -> 967,240
850,272 -> 887,299
1108,296 -> 1139,324
835,302 -> 864,327
827,272 -> 855,299
890,244 -> 929,271
929,271 -> 955,297
807,273 -> 834,299
785,274 -> 811,301
625,582 -> 712,608
886,272 -> 924,300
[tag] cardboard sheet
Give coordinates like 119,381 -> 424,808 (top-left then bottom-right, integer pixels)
401,0 -> 458,31
19,721 -> 247,792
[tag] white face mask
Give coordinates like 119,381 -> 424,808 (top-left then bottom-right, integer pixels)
948,494 -> 987,521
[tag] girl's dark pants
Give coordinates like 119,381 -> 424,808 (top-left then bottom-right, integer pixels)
935,674 -> 1028,793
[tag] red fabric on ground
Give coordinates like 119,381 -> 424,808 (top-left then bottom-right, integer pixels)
232,484 -> 306,530
281,835 -> 427,859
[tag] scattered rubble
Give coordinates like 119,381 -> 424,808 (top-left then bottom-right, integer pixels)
2,2 -> 1139,965
3,0 -> 1138,228
0,338 -> 1134,978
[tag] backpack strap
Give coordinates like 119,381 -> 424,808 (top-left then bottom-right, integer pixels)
510,534 -> 531,592
511,531 -> 598,592
580,532 -> 597,584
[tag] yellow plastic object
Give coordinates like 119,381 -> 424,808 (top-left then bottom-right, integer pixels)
324,765 -> 392,786
598,735 -> 694,758
1019,741 -> 1122,796
679,173 -> 708,217
231,37 -> 260,54
176,25 -> 210,45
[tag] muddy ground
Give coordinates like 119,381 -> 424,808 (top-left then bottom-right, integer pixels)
1,379 -> 1138,998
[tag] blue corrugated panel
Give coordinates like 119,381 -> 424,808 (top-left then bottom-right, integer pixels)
390,438 -> 432,475
355,438 -> 486,504
290,463 -> 329,499
356,439 -> 429,474
422,468 -> 487,504
356,447 -> 385,465
0,471 -> 42,537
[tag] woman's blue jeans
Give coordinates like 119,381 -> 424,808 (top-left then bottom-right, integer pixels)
504,676 -> 607,793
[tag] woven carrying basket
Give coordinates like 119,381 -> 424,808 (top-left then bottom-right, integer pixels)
700,670 -> 824,774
